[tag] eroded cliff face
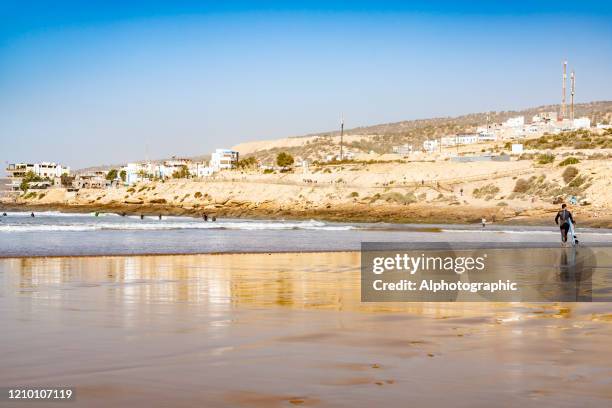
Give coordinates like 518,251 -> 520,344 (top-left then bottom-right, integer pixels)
3,158 -> 610,227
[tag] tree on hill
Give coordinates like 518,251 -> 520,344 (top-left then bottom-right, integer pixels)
172,165 -> 190,179
276,152 -> 294,168
119,170 -> 127,182
237,157 -> 257,169
106,169 -> 118,181
19,171 -> 43,192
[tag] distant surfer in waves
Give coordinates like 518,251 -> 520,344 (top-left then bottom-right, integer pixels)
555,203 -> 575,247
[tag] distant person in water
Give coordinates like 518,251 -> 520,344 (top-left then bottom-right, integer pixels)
212,216 -> 216,222
158,214 -> 162,220
2,212 -> 6,216
31,212 -> 35,218
140,214 -> 144,220
481,218 -> 486,228
203,214 -> 208,221
555,204 -> 575,246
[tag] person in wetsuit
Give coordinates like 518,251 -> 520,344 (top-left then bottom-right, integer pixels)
555,204 -> 575,245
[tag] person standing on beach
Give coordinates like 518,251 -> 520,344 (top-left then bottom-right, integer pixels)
555,204 -> 575,246
481,218 -> 486,228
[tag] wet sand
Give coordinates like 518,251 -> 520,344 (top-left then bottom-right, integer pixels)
1,252 -> 612,407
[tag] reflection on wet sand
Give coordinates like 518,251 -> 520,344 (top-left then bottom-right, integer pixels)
1,252 -> 612,407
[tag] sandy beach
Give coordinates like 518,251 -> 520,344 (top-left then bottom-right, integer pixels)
1,252 -> 611,407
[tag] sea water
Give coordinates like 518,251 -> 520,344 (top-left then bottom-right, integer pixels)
0,211 -> 611,257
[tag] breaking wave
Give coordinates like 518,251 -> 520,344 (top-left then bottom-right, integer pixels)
0,218 -> 354,232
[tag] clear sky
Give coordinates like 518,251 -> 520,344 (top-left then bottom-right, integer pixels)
1,1 -> 611,169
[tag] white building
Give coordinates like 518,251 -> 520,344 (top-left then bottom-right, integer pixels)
572,117 -> 591,130
455,133 -> 479,145
532,112 -> 558,123
122,162 -> 155,185
160,158 -> 193,179
192,163 -> 214,178
210,149 -> 239,171
511,144 -> 524,154
503,116 -> 525,128
392,144 -> 413,155
5,162 -> 70,191
478,132 -> 497,142
423,139 -> 439,152
441,136 -> 457,147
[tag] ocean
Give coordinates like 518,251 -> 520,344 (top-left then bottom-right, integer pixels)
1,211 -> 612,257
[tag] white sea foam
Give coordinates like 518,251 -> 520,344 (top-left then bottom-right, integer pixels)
441,229 -> 612,236
0,219 -> 353,232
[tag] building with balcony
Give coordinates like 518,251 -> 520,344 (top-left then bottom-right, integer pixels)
5,162 -> 70,191
210,149 -> 239,171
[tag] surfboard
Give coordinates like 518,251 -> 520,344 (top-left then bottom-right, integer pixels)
568,218 -> 578,246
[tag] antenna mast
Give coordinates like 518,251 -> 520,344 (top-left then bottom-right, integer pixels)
570,70 -> 575,122
561,60 -> 567,120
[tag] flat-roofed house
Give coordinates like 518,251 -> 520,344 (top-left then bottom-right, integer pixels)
210,149 -> 239,171
5,162 -> 70,191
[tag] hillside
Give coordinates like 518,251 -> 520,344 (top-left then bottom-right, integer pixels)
234,101 -> 612,163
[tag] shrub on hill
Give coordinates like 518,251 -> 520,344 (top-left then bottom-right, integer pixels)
472,184 -> 500,200
536,154 -> 555,165
513,178 -> 530,193
562,166 -> 579,184
559,157 -> 580,166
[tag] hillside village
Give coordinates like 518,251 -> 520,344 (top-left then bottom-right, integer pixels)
2,100 -> 612,227
5,101 -> 610,193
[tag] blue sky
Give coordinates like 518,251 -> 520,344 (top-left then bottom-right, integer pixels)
1,1 -> 611,169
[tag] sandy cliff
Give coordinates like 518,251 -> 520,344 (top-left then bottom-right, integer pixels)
3,158 -> 611,227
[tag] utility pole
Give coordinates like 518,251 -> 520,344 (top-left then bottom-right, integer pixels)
340,113 -> 344,161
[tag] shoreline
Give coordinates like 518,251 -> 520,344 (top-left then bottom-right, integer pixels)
2,241 -> 612,261
0,250 -> 359,260
3,201 -> 612,228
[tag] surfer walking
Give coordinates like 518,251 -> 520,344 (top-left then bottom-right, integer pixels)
555,204 -> 575,246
